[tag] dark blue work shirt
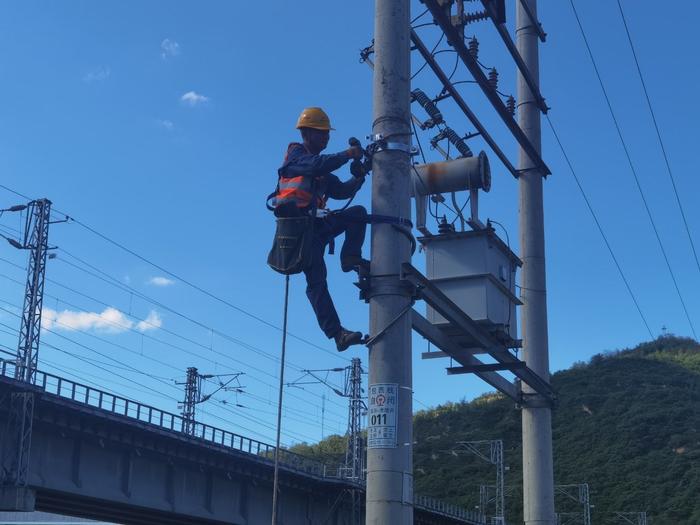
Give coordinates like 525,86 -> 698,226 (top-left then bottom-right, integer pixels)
278,143 -> 364,203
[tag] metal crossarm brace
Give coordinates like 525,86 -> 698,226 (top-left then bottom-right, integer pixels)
447,362 -> 525,374
478,0 -> 548,112
402,263 -> 554,400
410,29 -> 519,179
422,0 -> 551,175
412,310 -> 518,399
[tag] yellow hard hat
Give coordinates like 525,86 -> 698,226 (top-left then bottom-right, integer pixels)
296,107 -> 335,131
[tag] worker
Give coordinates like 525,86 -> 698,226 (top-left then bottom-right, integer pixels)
273,107 -> 369,352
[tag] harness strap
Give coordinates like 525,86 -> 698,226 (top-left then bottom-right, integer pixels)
366,214 -> 413,229
332,211 -> 413,229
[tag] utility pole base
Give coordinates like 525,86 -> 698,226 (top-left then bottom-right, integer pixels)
0,486 -> 36,511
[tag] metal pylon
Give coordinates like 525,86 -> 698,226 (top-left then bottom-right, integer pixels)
613,511 -> 648,525
2,198 -> 54,487
178,367 -> 201,435
15,199 -> 52,384
176,368 -> 244,436
453,440 -> 504,523
345,358 -> 365,482
555,483 -> 591,525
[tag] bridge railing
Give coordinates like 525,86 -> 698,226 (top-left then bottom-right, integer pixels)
414,494 -> 485,523
0,360 -> 325,477
0,361 -> 485,523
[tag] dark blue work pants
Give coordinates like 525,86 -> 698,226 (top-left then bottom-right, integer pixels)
304,206 -> 367,338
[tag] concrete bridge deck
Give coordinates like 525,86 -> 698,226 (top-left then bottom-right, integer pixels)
0,362 -> 485,525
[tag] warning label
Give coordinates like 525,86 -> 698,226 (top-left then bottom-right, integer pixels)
367,383 -> 398,449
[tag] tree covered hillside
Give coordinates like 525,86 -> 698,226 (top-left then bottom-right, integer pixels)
292,336 -> 700,523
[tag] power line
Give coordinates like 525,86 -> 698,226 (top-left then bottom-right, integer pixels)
570,0 -> 696,338
615,0 -> 700,277
0,274 -> 348,423
1,318 -> 323,445
545,115 -> 654,339
66,216 -> 349,361
47,250 -> 350,413
0,183 -> 348,361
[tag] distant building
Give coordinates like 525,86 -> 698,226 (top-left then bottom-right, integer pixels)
0,511 -> 116,524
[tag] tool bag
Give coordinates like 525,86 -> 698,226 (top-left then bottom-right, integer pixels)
266,181 -> 318,276
267,214 -> 314,275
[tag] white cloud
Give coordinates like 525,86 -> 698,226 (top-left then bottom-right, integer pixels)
180,91 -> 208,106
157,119 -> 175,131
135,310 -> 162,331
161,38 -> 180,60
147,276 -> 175,287
42,307 -> 162,334
83,66 -> 111,83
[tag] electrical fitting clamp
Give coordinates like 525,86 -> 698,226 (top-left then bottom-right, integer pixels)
365,134 -> 419,157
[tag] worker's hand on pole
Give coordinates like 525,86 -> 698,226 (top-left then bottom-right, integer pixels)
350,159 -> 367,178
346,145 -> 364,160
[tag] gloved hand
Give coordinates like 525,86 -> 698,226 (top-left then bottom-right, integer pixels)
350,159 -> 366,178
346,145 -> 364,160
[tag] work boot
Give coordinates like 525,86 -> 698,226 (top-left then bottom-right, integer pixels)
334,327 -> 364,352
341,255 -> 370,273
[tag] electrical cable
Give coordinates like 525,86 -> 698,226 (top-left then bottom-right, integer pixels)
0,292 -> 347,433
615,0 -> 700,277
411,33 -> 445,81
545,115 -> 654,339
0,271 -> 349,420
411,7 -> 430,24
54,249 -> 351,379
0,180 -> 350,362
570,0 -> 695,338
62,218 -> 350,361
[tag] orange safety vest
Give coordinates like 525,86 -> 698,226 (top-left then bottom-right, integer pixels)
275,143 -> 326,210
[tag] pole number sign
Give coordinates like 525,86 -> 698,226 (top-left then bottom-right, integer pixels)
367,383 -> 398,449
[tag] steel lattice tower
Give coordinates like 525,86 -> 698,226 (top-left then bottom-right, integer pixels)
454,440 -> 504,524
177,368 -> 243,436
179,367 -> 201,435
555,484 -> 591,525
344,357 -> 365,481
15,199 -> 52,384
613,511 -> 648,525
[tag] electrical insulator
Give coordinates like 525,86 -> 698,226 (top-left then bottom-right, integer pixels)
488,68 -> 499,91
506,95 -> 516,116
468,37 -> 479,60
438,216 -> 455,235
443,127 -> 473,158
463,10 -> 490,25
411,89 -> 443,129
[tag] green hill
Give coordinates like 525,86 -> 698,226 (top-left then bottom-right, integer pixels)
292,336 -> 700,523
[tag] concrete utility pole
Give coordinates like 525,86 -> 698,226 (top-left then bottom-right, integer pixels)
516,2 -> 556,525
366,0 -> 413,523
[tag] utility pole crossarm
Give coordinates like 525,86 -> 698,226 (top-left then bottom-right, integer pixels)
478,0 -> 548,112
410,29 -> 519,179
422,0 -> 551,175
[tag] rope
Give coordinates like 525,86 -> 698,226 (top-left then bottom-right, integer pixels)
271,274 -> 290,525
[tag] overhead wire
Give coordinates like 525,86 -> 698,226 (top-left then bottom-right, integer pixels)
0,270 -> 349,422
570,0 -> 696,338
0,182 -> 349,362
545,115 -> 654,339
615,0 -> 700,277
49,249 -> 350,410
0,317 -> 322,445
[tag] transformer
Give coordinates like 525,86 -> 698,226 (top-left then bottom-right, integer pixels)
419,227 -> 521,343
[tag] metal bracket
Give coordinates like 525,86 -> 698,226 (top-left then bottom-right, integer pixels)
515,380 -> 557,409
366,134 -> 418,157
355,267 -> 418,304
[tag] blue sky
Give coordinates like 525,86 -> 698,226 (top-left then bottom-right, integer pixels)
0,0 -> 699,448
